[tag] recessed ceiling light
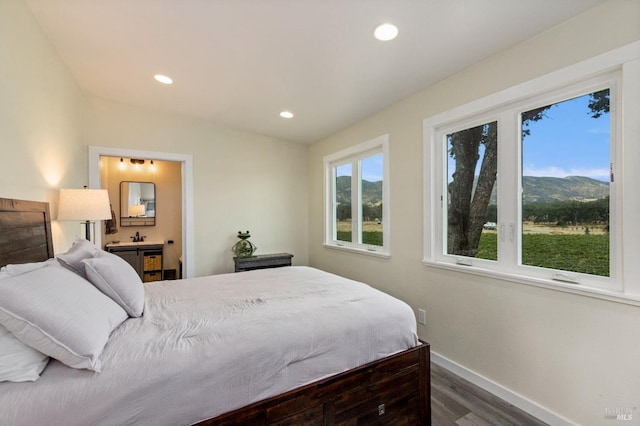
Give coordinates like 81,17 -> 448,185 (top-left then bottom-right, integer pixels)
154,74 -> 173,84
374,23 -> 398,41
280,111 -> 294,118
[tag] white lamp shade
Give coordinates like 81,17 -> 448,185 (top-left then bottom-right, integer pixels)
129,204 -> 146,217
58,188 -> 111,221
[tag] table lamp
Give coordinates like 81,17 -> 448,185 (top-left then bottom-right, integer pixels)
58,187 -> 111,242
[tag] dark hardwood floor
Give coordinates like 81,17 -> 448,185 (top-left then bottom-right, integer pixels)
431,362 -> 549,426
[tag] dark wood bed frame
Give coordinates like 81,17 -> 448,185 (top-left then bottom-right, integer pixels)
0,197 -> 431,425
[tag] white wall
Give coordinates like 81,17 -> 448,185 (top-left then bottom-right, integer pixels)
84,97 -> 309,276
0,0 -> 309,277
0,0 -> 86,251
308,1 -> 640,425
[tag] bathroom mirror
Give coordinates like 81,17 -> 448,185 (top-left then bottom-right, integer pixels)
120,181 -> 156,226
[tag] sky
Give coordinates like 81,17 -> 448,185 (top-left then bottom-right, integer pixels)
361,153 -> 383,182
522,92 -> 610,182
447,90 -> 611,183
344,91 -> 611,185
336,153 -> 384,182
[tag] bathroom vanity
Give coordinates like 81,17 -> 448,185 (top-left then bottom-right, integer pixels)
105,241 -> 164,282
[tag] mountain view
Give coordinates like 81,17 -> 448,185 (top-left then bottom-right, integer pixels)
337,175 -> 609,207
521,176 -> 609,203
489,175 -> 609,204
335,176 -> 382,206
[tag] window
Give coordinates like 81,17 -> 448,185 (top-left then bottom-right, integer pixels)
446,121 -> 498,261
424,42 -> 640,303
433,77 -> 616,290
520,91 -> 611,278
324,134 -> 390,257
335,163 -> 353,243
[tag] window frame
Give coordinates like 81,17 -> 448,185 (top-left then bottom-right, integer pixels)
423,42 -> 640,305
324,134 -> 390,258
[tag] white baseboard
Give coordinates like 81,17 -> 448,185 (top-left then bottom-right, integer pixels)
431,351 -> 575,426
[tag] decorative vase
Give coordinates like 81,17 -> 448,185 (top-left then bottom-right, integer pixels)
232,230 -> 257,258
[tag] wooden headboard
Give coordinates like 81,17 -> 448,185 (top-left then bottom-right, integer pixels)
0,198 -> 54,268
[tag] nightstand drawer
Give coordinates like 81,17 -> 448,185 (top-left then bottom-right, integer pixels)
234,253 -> 293,272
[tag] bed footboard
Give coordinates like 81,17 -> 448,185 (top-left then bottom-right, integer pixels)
197,341 -> 430,426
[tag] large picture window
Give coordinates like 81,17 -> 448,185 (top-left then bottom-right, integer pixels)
432,78 -> 616,289
423,41 -> 640,304
324,135 -> 390,257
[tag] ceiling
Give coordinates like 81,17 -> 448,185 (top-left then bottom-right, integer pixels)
25,0 -> 605,144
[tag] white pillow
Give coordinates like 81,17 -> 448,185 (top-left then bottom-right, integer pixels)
83,250 -> 145,317
0,325 -> 49,382
56,237 -> 99,278
0,264 -> 127,372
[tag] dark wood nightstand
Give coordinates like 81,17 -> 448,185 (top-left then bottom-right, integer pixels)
234,253 -> 293,272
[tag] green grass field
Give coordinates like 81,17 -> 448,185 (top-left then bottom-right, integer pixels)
337,221 -> 383,246
337,231 -> 382,246
336,226 -> 609,277
477,233 -> 609,276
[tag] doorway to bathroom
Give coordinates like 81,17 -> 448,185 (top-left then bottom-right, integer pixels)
88,146 -> 194,278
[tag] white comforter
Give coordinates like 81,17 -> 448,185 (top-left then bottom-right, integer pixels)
0,266 -> 418,426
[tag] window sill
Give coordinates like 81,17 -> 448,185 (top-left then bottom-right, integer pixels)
323,243 -> 391,259
422,259 -> 640,307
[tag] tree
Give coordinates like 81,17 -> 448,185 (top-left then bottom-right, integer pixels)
447,90 -> 609,257
447,122 -> 497,256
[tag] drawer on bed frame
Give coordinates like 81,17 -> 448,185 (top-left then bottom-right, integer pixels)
331,365 -> 421,425
206,342 -> 430,426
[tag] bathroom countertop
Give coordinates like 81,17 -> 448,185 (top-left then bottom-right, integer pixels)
104,240 -> 164,248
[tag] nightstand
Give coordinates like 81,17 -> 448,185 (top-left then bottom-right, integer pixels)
234,253 -> 293,272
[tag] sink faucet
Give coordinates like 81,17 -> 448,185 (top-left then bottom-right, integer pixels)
132,232 -> 144,242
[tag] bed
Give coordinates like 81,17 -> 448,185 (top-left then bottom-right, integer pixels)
0,197 -> 431,425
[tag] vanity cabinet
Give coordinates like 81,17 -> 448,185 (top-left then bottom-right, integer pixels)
105,241 -> 164,282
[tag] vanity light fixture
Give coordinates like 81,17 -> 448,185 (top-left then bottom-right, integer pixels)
122,158 -> 155,170
374,23 -> 398,41
154,74 -> 173,84
280,111 -> 294,118
130,158 -> 144,169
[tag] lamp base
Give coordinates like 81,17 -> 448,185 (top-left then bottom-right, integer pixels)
81,221 -> 97,243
